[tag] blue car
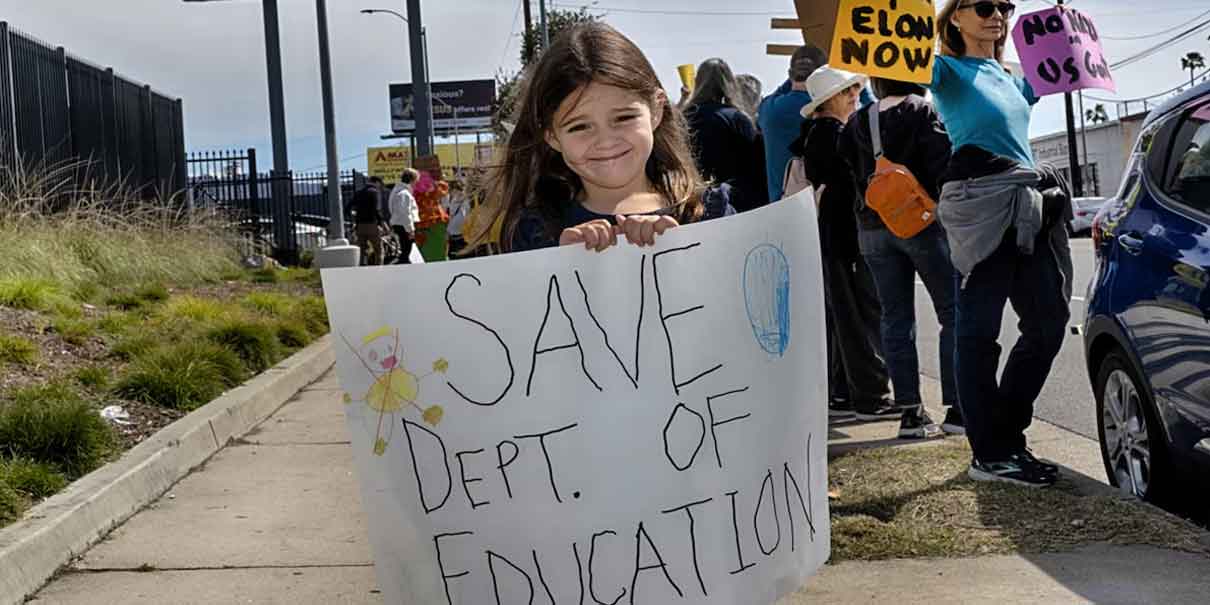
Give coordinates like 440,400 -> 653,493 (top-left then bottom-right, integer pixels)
1084,81 -> 1210,504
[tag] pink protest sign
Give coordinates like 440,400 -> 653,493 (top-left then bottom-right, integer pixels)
1011,7 -> 1115,96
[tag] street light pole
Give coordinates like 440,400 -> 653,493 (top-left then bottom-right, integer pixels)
312,0 -> 359,268
407,0 -> 435,158
262,0 -> 289,175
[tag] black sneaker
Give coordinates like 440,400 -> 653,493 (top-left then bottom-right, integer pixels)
828,398 -> 856,421
968,454 -> 1057,488
1019,448 -> 1060,476
855,400 -> 903,422
898,406 -> 942,439
941,406 -> 965,435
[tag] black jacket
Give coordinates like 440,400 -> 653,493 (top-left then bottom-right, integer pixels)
348,187 -> 382,225
793,116 -> 860,260
838,95 -> 952,231
684,102 -> 768,212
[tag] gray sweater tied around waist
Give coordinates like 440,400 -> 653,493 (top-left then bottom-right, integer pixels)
938,166 -> 1074,300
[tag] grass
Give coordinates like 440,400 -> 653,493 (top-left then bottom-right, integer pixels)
206,319 -> 281,373
0,277 -> 64,311
274,319 -> 313,350
0,481 -> 23,525
114,341 -> 247,411
250,268 -> 279,283
828,441 -> 1209,562
241,292 -> 293,316
1,457 -> 68,499
157,295 -> 232,323
0,383 -> 116,478
96,311 -> 139,336
51,317 -> 97,346
72,365 -> 112,391
0,333 -> 39,365
109,333 -> 162,361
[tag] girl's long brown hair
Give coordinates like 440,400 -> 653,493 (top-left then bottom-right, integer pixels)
467,22 -> 704,251
937,0 -> 1007,64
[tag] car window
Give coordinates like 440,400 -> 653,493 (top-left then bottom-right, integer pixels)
1161,102 -> 1210,214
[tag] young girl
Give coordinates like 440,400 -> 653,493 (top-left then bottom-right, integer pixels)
466,22 -> 733,254
791,65 -> 894,425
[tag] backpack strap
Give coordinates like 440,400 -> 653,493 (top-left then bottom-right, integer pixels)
868,102 -> 883,160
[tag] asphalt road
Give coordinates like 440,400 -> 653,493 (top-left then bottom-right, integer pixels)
912,237 -> 1100,439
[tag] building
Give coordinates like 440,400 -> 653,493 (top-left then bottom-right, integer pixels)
1030,111 -> 1148,198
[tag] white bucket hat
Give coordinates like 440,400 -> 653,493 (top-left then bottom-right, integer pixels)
799,65 -> 869,117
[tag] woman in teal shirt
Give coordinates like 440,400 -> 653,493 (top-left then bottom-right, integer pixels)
931,0 -> 1073,488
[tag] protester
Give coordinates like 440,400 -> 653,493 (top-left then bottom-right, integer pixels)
683,58 -> 767,211
792,65 -> 895,421
931,0 -> 1073,487
413,169 -> 451,261
348,181 -> 386,266
838,76 -> 956,439
387,168 -> 420,264
443,179 -> 470,256
466,22 -> 734,254
759,46 -> 875,203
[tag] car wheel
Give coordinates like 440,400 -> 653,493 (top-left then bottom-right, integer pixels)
1094,351 -> 1174,503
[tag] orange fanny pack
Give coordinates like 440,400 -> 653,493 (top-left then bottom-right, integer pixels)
864,104 -> 937,239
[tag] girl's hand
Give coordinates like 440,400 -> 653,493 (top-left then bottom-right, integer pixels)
559,219 -> 618,252
615,214 -> 679,247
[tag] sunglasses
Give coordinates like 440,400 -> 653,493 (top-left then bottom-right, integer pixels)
959,1 -> 1015,19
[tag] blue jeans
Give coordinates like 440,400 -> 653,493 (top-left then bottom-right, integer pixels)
859,223 -> 958,408
955,228 -> 1070,461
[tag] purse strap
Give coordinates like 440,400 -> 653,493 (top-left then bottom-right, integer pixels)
868,102 -> 883,160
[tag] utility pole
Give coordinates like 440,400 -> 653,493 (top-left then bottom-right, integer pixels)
407,0 -> 434,157
523,0 -> 533,58
262,0 -> 288,175
1057,0 -> 1084,197
258,0 -> 294,262
312,0 -> 358,268
539,0 -> 549,51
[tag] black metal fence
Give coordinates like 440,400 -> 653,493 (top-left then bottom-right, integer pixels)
0,22 -> 185,197
187,148 -> 361,264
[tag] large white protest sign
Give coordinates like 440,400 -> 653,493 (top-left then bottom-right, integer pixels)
321,191 -> 829,604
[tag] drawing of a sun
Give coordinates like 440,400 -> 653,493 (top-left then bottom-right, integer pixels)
340,326 -> 447,456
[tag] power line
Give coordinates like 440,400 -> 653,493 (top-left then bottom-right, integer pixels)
1084,67 -> 1210,105
1109,16 -> 1210,70
497,1 -> 524,74
1101,8 -> 1210,41
551,3 -> 784,16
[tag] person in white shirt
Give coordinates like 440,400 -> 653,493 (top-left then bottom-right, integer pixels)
387,168 -> 420,264
442,179 -> 470,256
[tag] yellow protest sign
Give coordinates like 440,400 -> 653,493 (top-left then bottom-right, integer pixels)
829,0 -> 936,84
367,146 -> 411,184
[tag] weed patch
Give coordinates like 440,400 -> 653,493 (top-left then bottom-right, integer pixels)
0,383 -> 116,478
1,457 -> 68,499
52,317 -> 97,346
0,481 -> 24,525
206,319 -> 282,372
114,342 -> 246,410
72,365 -> 112,391
0,333 -> 39,365
241,292 -> 293,316
274,319 -> 313,350
0,278 -> 64,311
157,296 -> 232,323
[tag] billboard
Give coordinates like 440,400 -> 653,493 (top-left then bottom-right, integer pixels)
390,79 -> 495,134
367,146 -> 412,184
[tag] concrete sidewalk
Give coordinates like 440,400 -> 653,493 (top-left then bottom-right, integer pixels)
29,369 -> 1210,604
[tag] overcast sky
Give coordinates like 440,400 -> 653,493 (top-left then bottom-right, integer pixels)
5,0 -> 1210,172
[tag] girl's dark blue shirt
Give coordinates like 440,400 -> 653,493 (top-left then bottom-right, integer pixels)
510,184 -> 737,252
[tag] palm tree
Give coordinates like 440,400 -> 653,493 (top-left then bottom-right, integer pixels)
1085,104 -> 1109,125
1182,51 -> 1205,88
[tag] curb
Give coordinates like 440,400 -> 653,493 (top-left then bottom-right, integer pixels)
0,336 -> 335,605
